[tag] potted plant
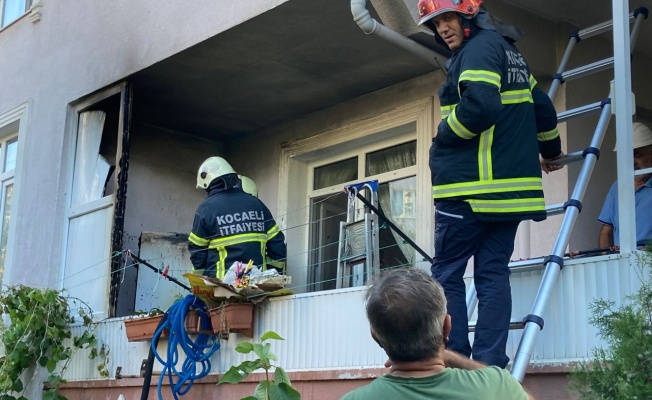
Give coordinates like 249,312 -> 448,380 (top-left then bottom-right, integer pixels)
123,308 -> 167,342
209,301 -> 254,338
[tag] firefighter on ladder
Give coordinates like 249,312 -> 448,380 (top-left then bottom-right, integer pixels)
188,157 -> 287,279
417,0 -> 564,368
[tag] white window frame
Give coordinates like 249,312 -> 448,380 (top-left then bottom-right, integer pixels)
278,98 -> 434,293
0,0 -> 32,29
0,102 -> 28,286
308,134 -> 418,198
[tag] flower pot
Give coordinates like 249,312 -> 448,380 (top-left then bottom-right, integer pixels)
184,309 -> 213,335
209,303 -> 254,338
184,310 -> 199,334
124,314 -> 167,342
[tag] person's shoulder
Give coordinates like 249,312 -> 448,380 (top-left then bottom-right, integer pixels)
463,30 -> 505,61
450,367 -> 528,399
470,29 -> 505,47
340,379 -> 383,400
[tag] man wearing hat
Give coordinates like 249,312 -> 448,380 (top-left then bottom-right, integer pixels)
598,122 -> 652,249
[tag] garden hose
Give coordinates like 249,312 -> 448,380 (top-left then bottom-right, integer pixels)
145,295 -> 220,400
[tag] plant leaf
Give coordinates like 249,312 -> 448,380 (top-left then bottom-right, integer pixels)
254,380 -> 271,400
269,382 -> 301,400
218,366 -> 247,385
274,367 -> 291,386
260,331 -> 285,342
42,389 -> 57,400
235,342 -> 255,354
240,397 -> 258,400
253,343 -> 265,359
11,379 -> 23,392
46,358 -> 58,373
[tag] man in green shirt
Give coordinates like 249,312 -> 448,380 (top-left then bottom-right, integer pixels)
341,269 -> 533,400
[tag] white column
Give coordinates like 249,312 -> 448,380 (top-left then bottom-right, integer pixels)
612,0 -> 636,252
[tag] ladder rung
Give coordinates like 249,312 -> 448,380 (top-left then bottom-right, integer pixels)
551,150 -> 584,166
561,57 -> 613,82
577,11 -> 636,40
509,256 -> 546,271
635,167 -> 652,176
557,101 -> 602,123
545,203 -> 566,217
469,318 -> 525,332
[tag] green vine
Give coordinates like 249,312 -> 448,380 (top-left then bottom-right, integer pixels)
0,285 -> 109,400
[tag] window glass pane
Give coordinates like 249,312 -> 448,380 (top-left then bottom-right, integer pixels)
313,157 -> 358,190
308,194 -> 347,291
4,139 -> 17,172
377,176 -> 416,270
365,141 -> 416,176
0,183 -> 13,282
2,0 -> 27,27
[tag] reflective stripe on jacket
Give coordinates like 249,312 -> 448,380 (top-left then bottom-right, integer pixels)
188,187 -> 286,279
430,28 -> 561,222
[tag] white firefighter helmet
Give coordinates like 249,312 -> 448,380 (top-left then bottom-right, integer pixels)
196,157 -> 236,189
239,175 -> 258,197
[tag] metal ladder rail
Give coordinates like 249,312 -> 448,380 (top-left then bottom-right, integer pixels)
510,8 -> 648,381
547,8 -> 646,101
463,6 -> 648,376
510,102 -> 611,379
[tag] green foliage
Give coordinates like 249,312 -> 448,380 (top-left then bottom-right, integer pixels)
570,251 -> 652,399
218,331 -> 300,400
0,285 -> 110,400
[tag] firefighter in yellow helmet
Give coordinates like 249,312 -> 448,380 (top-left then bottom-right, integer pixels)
238,175 -> 258,197
188,157 -> 286,279
418,0 -> 564,368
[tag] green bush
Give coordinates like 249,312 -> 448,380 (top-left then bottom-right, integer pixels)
570,251 -> 652,399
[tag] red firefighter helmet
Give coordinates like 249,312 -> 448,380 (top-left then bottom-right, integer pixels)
417,0 -> 483,26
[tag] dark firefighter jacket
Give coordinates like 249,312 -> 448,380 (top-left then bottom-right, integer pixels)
430,25 -> 561,222
188,186 -> 287,279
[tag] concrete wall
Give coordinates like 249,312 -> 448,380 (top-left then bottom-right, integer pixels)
0,0 -> 289,288
117,123 -> 223,315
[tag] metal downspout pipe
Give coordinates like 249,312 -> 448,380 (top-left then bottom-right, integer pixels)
351,0 -> 448,68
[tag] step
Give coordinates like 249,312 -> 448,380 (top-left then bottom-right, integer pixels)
549,150 -> 584,166
561,57 -> 613,82
557,101 -> 603,123
469,318 -> 525,332
545,203 -> 566,217
577,11 -> 636,40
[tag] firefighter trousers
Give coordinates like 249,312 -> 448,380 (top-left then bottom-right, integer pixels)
431,200 -> 520,368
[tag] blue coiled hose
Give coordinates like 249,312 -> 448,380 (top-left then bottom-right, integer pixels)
151,295 -> 220,399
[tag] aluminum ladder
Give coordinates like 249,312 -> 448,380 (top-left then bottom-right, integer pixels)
464,6 -> 648,381
335,181 -> 381,288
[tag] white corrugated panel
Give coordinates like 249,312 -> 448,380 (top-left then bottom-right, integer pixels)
506,252 -> 644,364
65,252 -> 645,381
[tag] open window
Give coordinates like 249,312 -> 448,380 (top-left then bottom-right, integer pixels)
279,99 -> 434,294
62,83 -> 131,319
308,132 -> 418,291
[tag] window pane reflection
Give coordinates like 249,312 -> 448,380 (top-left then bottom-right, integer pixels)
366,141 -> 416,176
313,157 -> 358,190
4,140 -> 17,172
0,184 -> 13,282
